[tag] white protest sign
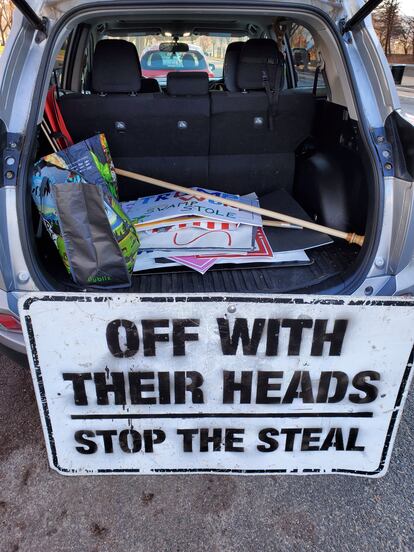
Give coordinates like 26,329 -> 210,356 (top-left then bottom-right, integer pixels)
123,189 -> 261,227
20,294 -> 414,477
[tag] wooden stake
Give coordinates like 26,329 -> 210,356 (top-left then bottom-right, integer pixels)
41,121 -> 59,153
263,220 -> 302,230
115,168 -> 365,247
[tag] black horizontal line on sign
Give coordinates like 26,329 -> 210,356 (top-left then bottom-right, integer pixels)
71,412 -> 374,420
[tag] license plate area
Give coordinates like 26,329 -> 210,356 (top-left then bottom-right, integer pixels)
20,293 -> 414,477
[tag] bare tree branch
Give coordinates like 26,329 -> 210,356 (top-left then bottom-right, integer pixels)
0,1 -> 13,47
373,0 -> 401,56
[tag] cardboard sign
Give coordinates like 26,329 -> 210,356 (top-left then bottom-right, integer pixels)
20,294 -> 414,477
123,190 -> 262,227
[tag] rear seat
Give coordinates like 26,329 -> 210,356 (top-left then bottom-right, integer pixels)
59,38 -> 156,149
59,38 -> 316,200
209,38 -> 316,195
119,72 -> 210,199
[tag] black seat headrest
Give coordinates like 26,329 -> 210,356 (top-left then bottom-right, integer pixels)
237,39 -> 284,91
92,39 -> 141,94
167,72 -> 209,96
140,78 -> 161,93
223,42 -> 244,92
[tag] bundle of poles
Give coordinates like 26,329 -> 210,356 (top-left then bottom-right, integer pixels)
40,124 -> 365,247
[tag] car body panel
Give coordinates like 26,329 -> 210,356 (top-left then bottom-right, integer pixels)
24,0 -> 348,20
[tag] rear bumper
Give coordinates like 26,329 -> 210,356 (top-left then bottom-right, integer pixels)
0,328 -> 26,355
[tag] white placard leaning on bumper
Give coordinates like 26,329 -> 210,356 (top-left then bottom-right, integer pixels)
19,293 -> 414,477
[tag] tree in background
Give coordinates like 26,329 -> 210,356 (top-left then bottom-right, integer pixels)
399,15 -> 414,55
0,0 -> 13,47
373,0 -> 401,55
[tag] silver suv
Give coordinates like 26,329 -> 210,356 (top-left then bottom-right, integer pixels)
3,0 -> 414,478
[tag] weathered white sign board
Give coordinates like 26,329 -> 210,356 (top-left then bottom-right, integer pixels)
19,293 -> 414,477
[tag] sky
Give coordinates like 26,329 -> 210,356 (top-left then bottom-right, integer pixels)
400,0 -> 414,17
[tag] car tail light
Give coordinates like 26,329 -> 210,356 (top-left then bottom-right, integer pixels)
0,313 -> 22,332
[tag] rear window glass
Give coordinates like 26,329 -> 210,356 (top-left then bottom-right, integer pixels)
288,24 -> 327,93
101,35 -> 249,82
141,50 -> 208,71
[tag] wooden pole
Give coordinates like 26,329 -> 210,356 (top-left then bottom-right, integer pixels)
41,122 -> 58,153
263,220 -> 302,230
115,168 -> 365,247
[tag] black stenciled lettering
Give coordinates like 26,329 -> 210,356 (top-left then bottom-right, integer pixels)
256,371 -> 283,404
225,429 -> 245,452
96,430 -> 117,453
74,430 -> 97,454
200,428 -> 222,452
158,372 -> 171,404
106,319 -> 139,358
217,318 -> 265,355
281,428 -> 302,451
282,319 -> 313,356
311,319 -> 348,356
144,430 -> 166,452
142,320 -> 169,356
265,319 -> 280,356
119,429 -> 142,453
316,372 -> 349,403
129,372 -> 156,405
301,428 -> 322,451
257,428 -> 279,452
63,373 -> 92,405
94,372 -> 126,405
346,428 -> 365,451
177,428 -> 198,452
349,371 -> 380,404
174,372 -> 204,404
172,319 -> 199,356
223,371 -> 253,404
320,428 -> 345,451
282,371 -> 314,404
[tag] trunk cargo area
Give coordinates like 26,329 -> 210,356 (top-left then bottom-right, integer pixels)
28,25 -> 373,294
129,242 -> 360,293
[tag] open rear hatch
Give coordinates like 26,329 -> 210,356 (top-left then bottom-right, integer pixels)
20,3 -> 381,294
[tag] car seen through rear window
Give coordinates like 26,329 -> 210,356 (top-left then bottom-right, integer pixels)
141,45 -> 214,79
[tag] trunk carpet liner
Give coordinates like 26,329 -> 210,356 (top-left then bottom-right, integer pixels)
131,242 -> 359,294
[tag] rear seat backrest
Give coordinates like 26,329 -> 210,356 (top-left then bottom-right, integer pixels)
60,38 -> 146,146
119,72 -> 211,199
60,39 -> 159,159
209,38 -> 316,195
59,39 -> 316,201
59,39 -> 162,198
60,40 -> 210,198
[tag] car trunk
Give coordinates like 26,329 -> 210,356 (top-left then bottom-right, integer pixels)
30,96 -> 371,294
22,6 -> 379,295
